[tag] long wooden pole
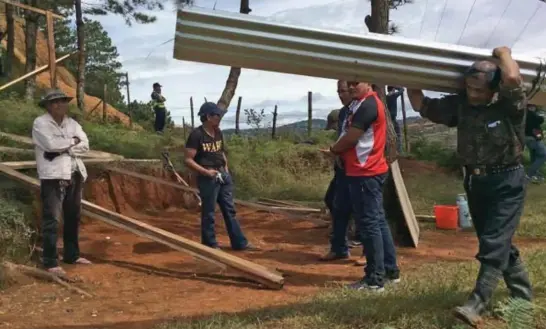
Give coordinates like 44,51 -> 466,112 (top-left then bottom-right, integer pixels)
0,164 -> 284,290
46,11 -> 57,88
0,52 -> 76,92
0,0 -> 64,19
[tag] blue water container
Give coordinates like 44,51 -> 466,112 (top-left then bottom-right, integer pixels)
456,193 -> 472,229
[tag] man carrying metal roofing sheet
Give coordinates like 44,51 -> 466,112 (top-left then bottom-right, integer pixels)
407,46 -> 532,327
321,80 -> 400,292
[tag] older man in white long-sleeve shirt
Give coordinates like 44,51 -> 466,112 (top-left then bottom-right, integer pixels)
32,89 -> 92,276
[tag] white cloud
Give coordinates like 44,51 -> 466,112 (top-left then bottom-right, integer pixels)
93,0 -> 546,128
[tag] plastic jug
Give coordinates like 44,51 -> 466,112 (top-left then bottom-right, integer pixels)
456,193 -> 472,229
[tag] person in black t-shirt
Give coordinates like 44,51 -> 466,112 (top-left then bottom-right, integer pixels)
184,102 -> 259,251
524,104 -> 546,183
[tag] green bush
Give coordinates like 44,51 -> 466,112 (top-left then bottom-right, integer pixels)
409,136 -> 459,171
0,196 -> 34,263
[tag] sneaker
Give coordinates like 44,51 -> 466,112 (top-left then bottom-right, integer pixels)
319,251 -> 350,261
385,269 -> 401,284
238,243 -> 262,251
527,175 -> 544,184
345,277 -> 384,292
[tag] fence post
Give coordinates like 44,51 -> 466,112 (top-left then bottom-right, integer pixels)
307,91 -> 312,137
102,84 -> 107,123
272,105 -> 278,140
401,90 -> 410,153
125,72 -> 132,128
45,11 -> 56,88
235,96 -> 242,135
190,96 -> 195,128
183,117 -> 187,139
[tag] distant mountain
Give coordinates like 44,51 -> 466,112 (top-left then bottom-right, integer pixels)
223,119 -> 327,136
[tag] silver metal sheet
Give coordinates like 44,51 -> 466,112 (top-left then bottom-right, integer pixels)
173,7 -> 546,106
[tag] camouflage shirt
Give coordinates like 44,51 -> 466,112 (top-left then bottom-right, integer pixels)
419,82 -> 527,166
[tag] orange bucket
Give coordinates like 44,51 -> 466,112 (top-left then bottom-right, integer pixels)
433,205 -> 459,230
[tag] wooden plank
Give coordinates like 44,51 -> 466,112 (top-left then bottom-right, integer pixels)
0,132 -> 124,159
258,198 -> 307,208
390,160 -> 420,247
0,164 -> 284,290
1,158 -> 159,170
0,52 -> 76,91
46,12 -> 57,88
105,167 -> 329,227
0,146 -> 33,154
0,0 -> 64,19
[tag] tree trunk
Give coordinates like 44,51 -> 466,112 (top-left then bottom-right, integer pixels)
5,4 -> 15,79
365,0 -> 397,163
75,0 -> 85,111
23,0 -> 39,101
216,0 -> 251,112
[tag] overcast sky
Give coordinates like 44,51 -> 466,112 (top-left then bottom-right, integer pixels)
90,0 -> 546,129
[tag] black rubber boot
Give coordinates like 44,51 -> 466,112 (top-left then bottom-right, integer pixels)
454,265 -> 502,328
504,259 -> 533,301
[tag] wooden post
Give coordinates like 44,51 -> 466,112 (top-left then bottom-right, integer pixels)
235,96 -> 242,135
45,11 -> 56,88
183,117 -> 187,139
204,97 -> 207,103
307,91 -> 312,137
401,90 -> 410,153
190,97 -> 195,128
102,84 -> 107,123
5,3 -> 15,79
272,105 -> 278,140
125,72 -> 132,128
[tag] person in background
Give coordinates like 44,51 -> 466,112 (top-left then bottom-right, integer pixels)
151,82 -> 167,134
32,89 -> 92,276
321,80 -> 400,291
322,80 -> 365,265
184,102 -> 260,251
386,86 -> 405,153
406,46 -> 533,327
524,104 -> 546,183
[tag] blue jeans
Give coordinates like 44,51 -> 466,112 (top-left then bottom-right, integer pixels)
389,108 -> 403,153
340,173 -> 399,284
525,136 -> 546,177
197,171 -> 248,249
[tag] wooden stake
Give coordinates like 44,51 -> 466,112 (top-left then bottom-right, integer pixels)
272,104 -> 278,140
46,11 -> 56,88
307,91 -> 312,137
102,84 -> 107,123
0,52 -> 76,92
183,117 -> 187,139
235,96 -> 242,134
190,97 -> 195,128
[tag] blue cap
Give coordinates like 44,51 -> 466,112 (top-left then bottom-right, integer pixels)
198,102 -> 224,116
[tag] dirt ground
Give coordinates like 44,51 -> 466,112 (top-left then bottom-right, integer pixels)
0,165 -> 542,329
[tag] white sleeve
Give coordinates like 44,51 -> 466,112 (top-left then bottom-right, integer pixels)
68,121 -> 90,156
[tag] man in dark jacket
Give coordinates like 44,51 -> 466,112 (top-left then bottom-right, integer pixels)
407,46 -> 532,327
524,104 -> 545,183
386,86 -> 404,153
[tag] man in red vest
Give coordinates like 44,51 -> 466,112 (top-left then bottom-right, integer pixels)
321,81 -> 400,292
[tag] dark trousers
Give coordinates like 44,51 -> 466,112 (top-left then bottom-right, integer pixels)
389,107 -> 402,153
40,172 -> 83,269
464,166 -> 526,272
197,171 -> 248,249
525,136 -> 546,177
326,170 -> 358,247
154,108 -> 166,132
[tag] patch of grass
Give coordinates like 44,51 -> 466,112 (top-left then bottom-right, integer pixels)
157,250 -> 546,329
